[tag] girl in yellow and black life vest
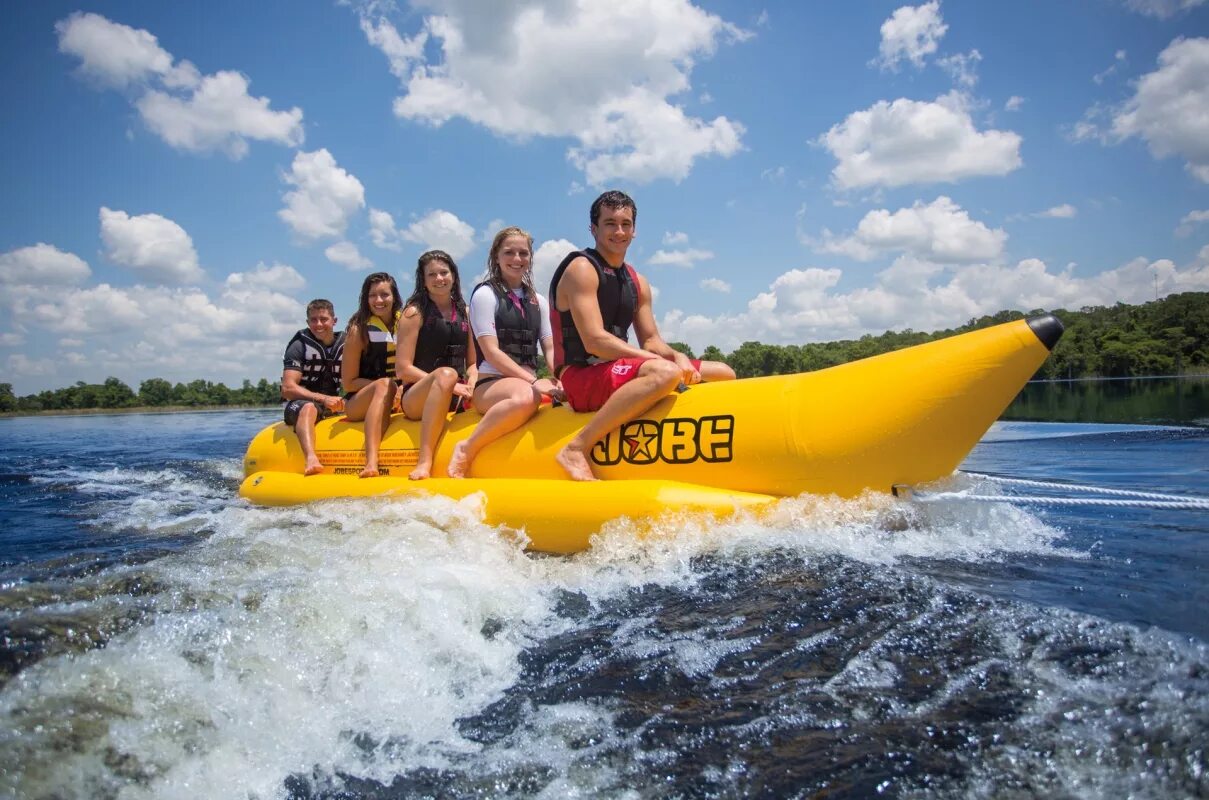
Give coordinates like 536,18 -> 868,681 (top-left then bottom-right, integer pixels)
395,250 -> 477,480
342,271 -> 402,478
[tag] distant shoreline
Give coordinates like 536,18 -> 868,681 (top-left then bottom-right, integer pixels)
1028,373 -> 1209,383
0,405 -> 278,420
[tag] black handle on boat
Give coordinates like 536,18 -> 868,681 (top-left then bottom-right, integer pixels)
676,382 -> 689,393
1026,314 -> 1064,350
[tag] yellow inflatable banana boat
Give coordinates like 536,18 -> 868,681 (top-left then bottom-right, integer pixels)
241,315 -> 1062,553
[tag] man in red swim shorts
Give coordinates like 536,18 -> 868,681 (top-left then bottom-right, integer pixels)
548,190 -> 736,480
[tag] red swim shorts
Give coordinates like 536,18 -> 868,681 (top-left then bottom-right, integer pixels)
560,357 -> 701,412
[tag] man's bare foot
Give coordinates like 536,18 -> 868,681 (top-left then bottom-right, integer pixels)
304,459 -> 324,476
446,442 -> 470,478
408,462 -> 431,480
359,464 -> 380,478
555,445 -> 598,481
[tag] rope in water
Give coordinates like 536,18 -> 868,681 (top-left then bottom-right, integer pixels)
903,472 -> 1209,511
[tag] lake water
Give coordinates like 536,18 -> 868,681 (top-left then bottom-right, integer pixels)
0,398 -> 1206,798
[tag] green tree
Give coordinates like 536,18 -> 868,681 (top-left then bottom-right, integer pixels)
139,378 -> 174,406
99,377 -> 136,408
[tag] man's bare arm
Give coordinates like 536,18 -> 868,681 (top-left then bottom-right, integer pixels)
562,257 -> 655,362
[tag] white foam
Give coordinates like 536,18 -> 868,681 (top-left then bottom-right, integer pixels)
0,481 -> 1084,797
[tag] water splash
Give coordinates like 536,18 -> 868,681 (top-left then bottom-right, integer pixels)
0,463 -> 1204,797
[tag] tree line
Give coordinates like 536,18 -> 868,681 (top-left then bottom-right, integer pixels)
0,377 -> 281,413
2,292 -> 1206,414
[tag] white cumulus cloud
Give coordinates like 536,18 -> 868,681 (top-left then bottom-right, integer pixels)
325,241 -> 373,271
225,262 -> 307,293
1111,37 -> 1209,183
99,207 -> 203,284
875,1 -> 947,70
369,208 -> 403,251
0,244 -> 91,285
56,12 -> 302,158
533,238 -> 578,297
1176,209 -> 1209,236
137,72 -> 304,159
55,12 -> 177,88
400,210 -> 477,261
648,248 -> 715,269
658,252 -> 1209,355
700,277 -> 732,293
6,279 -> 305,389
355,0 -> 749,185
279,149 -> 366,240
817,197 -> 1007,264
938,49 -> 982,88
1037,204 -> 1078,219
1122,0 -> 1207,18
818,92 -> 1022,189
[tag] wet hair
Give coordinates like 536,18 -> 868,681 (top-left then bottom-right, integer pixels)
404,250 -> 468,321
485,226 -> 538,303
306,298 -> 335,318
348,271 -> 401,345
589,190 -> 637,227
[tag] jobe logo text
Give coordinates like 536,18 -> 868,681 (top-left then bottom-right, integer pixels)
590,415 -> 734,466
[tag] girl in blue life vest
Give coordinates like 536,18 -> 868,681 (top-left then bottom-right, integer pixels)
447,226 -> 565,478
395,250 -> 477,480
342,271 -> 402,478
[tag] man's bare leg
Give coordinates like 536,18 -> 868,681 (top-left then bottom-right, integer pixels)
295,403 -> 325,476
556,359 -> 681,481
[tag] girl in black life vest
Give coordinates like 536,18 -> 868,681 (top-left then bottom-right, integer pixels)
395,250 -> 477,480
447,226 -> 564,478
342,271 -> 402,478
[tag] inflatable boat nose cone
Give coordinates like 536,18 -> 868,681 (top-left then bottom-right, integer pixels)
1027,314 -> 1064,351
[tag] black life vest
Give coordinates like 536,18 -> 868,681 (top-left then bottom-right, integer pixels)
357,312 -> 399,381
283,328 -> 346,398
473,281 -> 543,371
412,303 -> 469,377
548,248 -> 638,371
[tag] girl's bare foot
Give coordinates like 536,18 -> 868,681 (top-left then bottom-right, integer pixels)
304,459 -> 324,476
408,462 -> 431,480
555,445 -> 598,481
359,464 -> 380,478
446,442 -> 470,478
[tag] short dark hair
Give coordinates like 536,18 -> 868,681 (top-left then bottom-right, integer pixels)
590,190 -> 637,227
306,298 -> 335,317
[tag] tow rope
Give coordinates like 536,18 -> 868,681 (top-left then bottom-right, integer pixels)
895,472 -> 1209,511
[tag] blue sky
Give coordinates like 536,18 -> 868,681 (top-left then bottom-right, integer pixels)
1,0 -> 1207,394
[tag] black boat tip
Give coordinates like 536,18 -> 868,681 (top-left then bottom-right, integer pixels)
1026,314 -> 1064,350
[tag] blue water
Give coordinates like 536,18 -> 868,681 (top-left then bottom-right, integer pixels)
0,410 -> 1206,798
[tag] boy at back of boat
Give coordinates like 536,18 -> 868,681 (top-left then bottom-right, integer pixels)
281,299 -> 347,475
548,190 -> 736,480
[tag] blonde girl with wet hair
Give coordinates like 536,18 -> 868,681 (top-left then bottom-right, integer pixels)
447,227 -> 564,477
